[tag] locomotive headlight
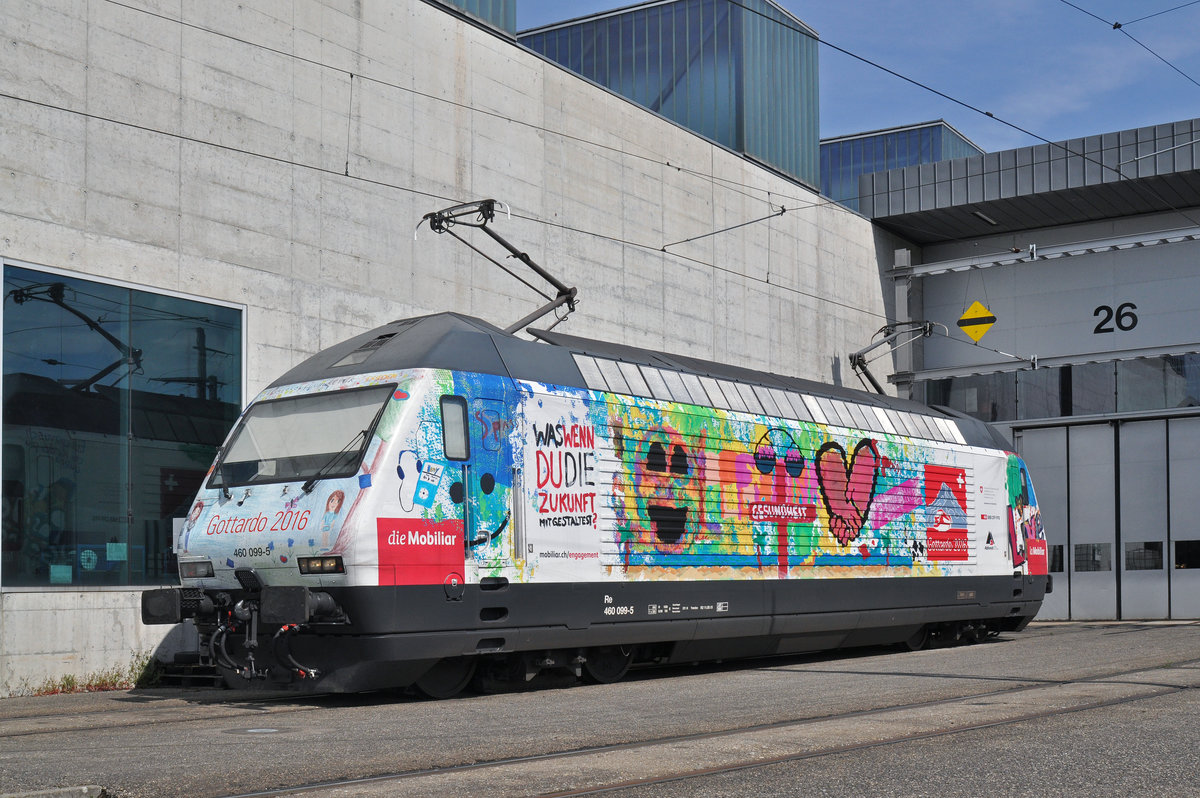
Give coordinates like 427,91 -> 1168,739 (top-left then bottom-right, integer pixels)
298,556 -> 345,575
178,560 -> 215,579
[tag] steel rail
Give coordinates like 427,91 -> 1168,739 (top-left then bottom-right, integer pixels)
213,654 -> 1200,798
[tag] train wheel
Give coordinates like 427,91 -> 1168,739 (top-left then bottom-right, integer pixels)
583,645 -> 633,684
903,626 -> 930,651
414,657 -> 477,699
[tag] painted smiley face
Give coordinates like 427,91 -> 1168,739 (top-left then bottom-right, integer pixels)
645,439 -> 692,548
616,427 -> 703,555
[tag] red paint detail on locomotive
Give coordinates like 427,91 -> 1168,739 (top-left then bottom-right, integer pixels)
1008,511 -> 1026,568
927,529 -> 969,562
748,502 -> 816,523
376,518 -> 464,585
1025,539 -> 1048,575
924,464 -> 967,509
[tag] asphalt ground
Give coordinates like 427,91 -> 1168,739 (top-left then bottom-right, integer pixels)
0,621 -> 1197,798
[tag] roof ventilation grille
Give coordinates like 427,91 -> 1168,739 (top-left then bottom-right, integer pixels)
332,332 -> 399,368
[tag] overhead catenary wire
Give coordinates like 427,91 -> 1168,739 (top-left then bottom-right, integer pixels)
1116,29 -> 1200,90
10,0 -> 1200,330
661,206 -> 787,251
1114,0 -> 1200,27
0,79 -> 885,327
93,0 -> 824,214
1056,0 -> 1200,89
728,0 -> 1200,232
818,24 -> 1200,223
84,0 -> 1100,233
94,0 -> 1200,223
503,208 -> 887,323
91,0 -> 1200,248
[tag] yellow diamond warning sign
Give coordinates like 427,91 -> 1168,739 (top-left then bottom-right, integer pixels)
957,301 -> 996,342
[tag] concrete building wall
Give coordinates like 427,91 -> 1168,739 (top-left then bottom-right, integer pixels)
0,591 -> 197,694
0,0 -> 887,694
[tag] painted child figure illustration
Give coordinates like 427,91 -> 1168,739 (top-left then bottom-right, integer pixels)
180,501 -> 204,553
321,490 -> 346,549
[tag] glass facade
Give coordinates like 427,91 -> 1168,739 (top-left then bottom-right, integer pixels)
519,0 -> 820,188
922,355 -> 1200,423
2,264 -> 242,587
820,122 -> 984,211
443,0 -> 516,34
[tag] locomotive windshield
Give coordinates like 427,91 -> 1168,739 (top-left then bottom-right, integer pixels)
208,384 -> 394,489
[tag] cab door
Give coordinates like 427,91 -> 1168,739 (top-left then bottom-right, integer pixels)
465,396 -> 513,569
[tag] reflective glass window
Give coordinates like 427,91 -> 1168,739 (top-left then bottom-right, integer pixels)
445,0 -> 515,33
440,396 -> 470,461
1124,541 -> 1163,570
925,372 -> 1017,423
214,385 -> 393,487
1018,366 -> 1066,420
1074,542 -> 1112,572
1049,545 -> 1065,573
520,0 -> 819,187
1177,539 -> 1200,569
1117,355 -> 1200,413
2,264 -> 242,587
931,355 -> 1200,422
1069,362 -> 1116,416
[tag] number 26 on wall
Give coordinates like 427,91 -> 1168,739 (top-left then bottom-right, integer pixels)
1093,302 -> 1138,334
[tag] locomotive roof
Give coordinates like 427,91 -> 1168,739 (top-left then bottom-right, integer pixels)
271,312 -> 1009,450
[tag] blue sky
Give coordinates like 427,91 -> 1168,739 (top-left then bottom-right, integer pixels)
516,1 -> 1200,152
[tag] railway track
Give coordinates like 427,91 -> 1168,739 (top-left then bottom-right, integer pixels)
212,654 -> 1200,798
2,624 -> 1196,798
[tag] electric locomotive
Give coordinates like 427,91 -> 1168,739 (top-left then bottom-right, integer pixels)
142,310 -> 1050,696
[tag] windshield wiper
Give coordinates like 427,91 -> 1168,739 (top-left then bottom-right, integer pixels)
301,429 -> 368,494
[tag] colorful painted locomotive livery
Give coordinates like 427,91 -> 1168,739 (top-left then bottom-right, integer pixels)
143,313 -> 1049,695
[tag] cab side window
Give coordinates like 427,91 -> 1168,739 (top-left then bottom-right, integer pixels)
440,395 -> 470,461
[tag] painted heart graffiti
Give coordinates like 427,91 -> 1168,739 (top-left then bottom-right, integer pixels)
816,439 -> 882,546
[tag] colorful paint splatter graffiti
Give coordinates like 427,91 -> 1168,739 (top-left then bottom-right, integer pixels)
1007,454 -> 1047,574
180,365 -> 1041,589
516,385 -> 1004,578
